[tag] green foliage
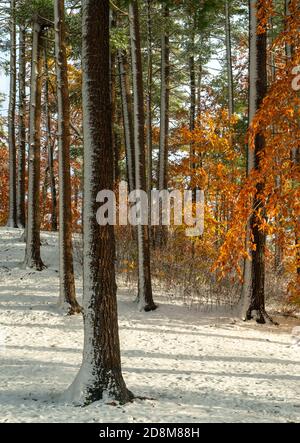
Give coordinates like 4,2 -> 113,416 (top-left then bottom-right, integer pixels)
16,0 -> 54,25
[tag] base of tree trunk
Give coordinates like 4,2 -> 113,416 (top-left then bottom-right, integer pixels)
143,302 -> 158,312
245,308 -> 279,325
64,365 -> 134,406
23,257 -> 46,272
58,298 -> 83,316
68,302 -> 83,315
135,295 -> 157,312
6,219 -> 18,229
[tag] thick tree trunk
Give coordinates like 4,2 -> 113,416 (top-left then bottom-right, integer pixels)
44,45 -> 58,232
156,4 -> 170,247
241,0 -> 271,324
65,0 -> 133,405
225,0 -> 234,117
23,22 -> 45,270
54,0 -> 81,314
7,0 -> 17,228
17,24 -> 26,229
129,0 -> 157,312
118,50 -> 135,193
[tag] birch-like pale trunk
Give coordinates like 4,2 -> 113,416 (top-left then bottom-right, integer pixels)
54,0 -> 81,314
7,0 -> 17,228
23,22 -> 45,270
17,24 -> 26,229
225,0 -> 234,117
44,45 -> 58,232
118,50 -> 135,193
129,0 -> 156,312
65,0 -> 133,405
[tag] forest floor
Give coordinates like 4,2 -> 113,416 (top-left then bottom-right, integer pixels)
0,227 -> 299,423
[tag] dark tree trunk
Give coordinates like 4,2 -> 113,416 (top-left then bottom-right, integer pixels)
189,20 -> 197,202
7,0 -> 17,228
118,50 -> 135,193
110,13 -> 120,183
241,0 -> 271,324
156,4 -> 170,248
65,0 -> 133,405
17,24 -> 26,229
225,0 -> 234,117
44,45 -> 58,232
129,0 -> 157,312
146,0 -> 153,198
54,0 -> 81,314
23,22 -> 45,270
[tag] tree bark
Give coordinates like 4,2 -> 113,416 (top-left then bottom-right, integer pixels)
7,0 -> 17,228
241,0 -> 270,324
44,44 -> 58,232
118,50 -> 135,193
23,22 -> 45,270
129,0 -> 157,311
157,4 -> 170,247
146,0 -> 153,198
65,0 -> 133,405
54,0 -> 81,314
225,0 -> 234,117
17,24 -> 26,229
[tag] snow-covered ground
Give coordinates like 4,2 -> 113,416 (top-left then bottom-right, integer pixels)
0,227 -> 299,423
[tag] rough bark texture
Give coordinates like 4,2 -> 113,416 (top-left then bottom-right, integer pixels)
54,0 -> 81,314
118,50 -> 135,193
146,0 -> 153,198
189,18 -> 197,205
225,0 -> 234,117
129,0 -> 157,312
156,4 -> 170,248
241,1 -> 271,324
44,45 -> 58,232
65,0 -> 133,405
17,24 -> 26,229
24,22 -> 45,271
7,0 -> 17,228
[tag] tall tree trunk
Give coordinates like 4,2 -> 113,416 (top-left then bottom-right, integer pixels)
241,0 -> 270,324
285,0 -> 299,279
44,45 -> 58,232
54,0 -> 81,314
146,0 -> 153,198
23,22 -> 45,270
225,0 -> 234,117
110,13 -> 120,183
196,63 -> 202,117
118,50 -> 135,193
65,0 -> 133,405
129,0 -> 157,312
157,4 -> 170,247
189,20 -> 196,199
7,0 -> 17,228
17,24 -> 26,229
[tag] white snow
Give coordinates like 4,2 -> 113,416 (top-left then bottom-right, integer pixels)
0,227 -> 299,423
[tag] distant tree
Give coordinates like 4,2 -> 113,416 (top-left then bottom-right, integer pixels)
129,0 -> 157,311
54,0 -> 81,314
7,0 -> 17,228
24,18 -> 46,270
